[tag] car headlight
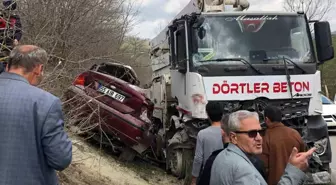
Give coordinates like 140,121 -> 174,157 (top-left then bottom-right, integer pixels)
314,138 -> 328,156
140,106 -> 151,123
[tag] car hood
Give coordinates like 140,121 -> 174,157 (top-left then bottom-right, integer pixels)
322,104 -> 336,115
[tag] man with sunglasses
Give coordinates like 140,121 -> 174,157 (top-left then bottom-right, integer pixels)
259,105 -> 306,185
197,113 -> 266,185
209,110 -> 315,185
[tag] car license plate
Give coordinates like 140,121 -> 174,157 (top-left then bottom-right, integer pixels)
97,85 -> 125,102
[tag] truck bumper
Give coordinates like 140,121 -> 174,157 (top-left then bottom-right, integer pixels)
304,171 -> 331,184
303,115 -> 332,184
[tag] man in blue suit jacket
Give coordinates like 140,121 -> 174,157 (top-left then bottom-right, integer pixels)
0,45 -> 72,185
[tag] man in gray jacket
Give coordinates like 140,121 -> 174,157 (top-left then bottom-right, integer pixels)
191,101 -> 225,185
210,110 -> 315,185
0,45 -> 72,185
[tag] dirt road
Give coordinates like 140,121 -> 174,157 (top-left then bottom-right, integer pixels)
57,135 -> 183,185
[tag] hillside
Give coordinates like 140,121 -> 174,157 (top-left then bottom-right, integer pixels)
57,134 -> 182,185
319,34 -> 336,99
119,36 -> 152,86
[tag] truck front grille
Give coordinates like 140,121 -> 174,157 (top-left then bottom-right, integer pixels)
211,98 -> 310,121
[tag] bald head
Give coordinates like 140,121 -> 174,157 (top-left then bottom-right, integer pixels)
17,45 -> 39,53
8,45 -> 48,73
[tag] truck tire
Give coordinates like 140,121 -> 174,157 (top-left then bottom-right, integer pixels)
167,148 -> 194,180
182,148 -> 194,185
168,148 -> 186,178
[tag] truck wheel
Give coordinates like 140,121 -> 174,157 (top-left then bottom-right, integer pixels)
183,149 -> 194,185
169,149 -> 186,178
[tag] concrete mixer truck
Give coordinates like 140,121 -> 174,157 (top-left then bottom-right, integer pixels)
147,0 -> 334,183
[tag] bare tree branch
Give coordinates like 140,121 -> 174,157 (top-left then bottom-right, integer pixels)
283,0 -> 334,21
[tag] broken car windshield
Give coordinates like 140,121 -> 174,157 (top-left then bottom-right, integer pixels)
97,64 -> 139,85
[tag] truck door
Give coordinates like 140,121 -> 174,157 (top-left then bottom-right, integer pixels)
170,21 -> 190,113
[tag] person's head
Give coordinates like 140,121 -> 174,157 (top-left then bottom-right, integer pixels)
7,45 -> 48,86
264,105 -> 282,126
206,101 -> 223,123
3,0 -> 16,11
220,113 -> 230,144
225,110 -> 265,155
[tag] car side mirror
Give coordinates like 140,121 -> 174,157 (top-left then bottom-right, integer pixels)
135,79 -> 140,86
89,64 -> 98,70
314,21 -> 334,64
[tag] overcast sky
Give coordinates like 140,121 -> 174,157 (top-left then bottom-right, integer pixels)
130,0 -> 336,39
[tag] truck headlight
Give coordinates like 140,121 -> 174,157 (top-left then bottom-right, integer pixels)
314,138 -> 328,156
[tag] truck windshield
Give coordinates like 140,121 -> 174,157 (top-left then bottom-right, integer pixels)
192,14 -> 314,66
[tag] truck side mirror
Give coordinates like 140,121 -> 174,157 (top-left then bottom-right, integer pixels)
314,21 -> 334,64
192,16 -> 205,29
178,60 -> 187,74
198,27 -> 206,40
175,26 -> 187,74
191,29 -> 199,53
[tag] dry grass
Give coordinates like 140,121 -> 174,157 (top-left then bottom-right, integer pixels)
57,163 -> 112,185
55,133 -> 183,185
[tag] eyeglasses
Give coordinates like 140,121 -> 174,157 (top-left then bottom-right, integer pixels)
234,129 -> 266,138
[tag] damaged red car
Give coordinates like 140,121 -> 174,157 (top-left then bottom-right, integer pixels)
64,61 -> 155,160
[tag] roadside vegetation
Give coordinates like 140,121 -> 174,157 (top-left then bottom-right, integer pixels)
320,35 -> 336,99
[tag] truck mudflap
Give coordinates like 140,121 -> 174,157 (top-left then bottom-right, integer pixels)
303,115 -> 332,184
